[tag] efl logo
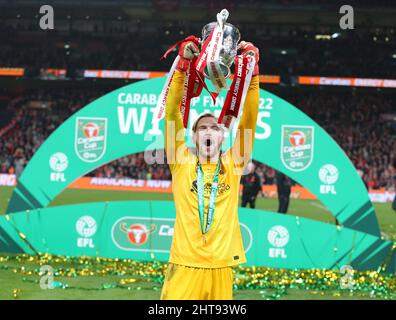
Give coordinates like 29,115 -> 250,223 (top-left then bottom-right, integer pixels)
267,225 -> 289,259
319,164 -> 339,195
49,152 -> 68,182
76,215 -> 97,248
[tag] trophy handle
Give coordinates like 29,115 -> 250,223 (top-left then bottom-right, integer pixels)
217,9 -> 229,26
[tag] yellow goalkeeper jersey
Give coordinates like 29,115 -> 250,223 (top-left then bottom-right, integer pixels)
165,70 -> 259,268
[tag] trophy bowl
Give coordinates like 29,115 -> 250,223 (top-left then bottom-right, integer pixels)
201,22 -> 241,79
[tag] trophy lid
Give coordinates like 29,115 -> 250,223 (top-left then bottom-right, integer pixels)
201,22 -> 241,44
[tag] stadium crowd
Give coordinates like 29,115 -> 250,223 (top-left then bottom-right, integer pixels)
0,88 -> 108,177
0,89 -> 395,190
0,17 -> 394,78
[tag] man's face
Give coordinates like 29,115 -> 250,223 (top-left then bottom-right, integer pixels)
193,116 -> 224,161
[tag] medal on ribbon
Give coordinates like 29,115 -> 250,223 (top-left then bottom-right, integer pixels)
196,157 -> 221,235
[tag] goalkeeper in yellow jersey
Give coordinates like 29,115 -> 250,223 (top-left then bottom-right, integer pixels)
160,38 -> 260,300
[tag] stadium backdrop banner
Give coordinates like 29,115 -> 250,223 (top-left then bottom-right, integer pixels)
2,76 -> 394,271
0,201 -> 394,272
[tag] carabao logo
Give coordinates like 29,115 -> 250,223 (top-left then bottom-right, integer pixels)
75,117 -> 107,163
289,131 -> 305,146
121,223 -> 156,246
111,217 -> 171,252
281,125 -> 314,172
83,122 -> 99,138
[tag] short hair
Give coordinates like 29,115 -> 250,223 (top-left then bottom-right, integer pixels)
192,112 -> 219,132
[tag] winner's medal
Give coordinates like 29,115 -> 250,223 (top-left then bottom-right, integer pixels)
196,157 -> 221,244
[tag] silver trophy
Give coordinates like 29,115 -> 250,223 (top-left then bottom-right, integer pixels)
201,10 -> 241,80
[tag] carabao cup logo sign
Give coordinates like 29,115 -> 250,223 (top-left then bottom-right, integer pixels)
75,117 -> 107,163
111,217 -> 254,254
281,125 -> 314,172
112,217 -> 172,252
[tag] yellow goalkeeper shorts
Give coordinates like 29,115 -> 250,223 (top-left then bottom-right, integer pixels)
160,263 -> 233,300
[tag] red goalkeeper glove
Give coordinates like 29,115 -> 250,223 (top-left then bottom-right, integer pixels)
238,41 -> 260,76
177,39 -> 200,72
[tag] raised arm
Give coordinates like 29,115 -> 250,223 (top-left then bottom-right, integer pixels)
165,70 -> 187,172
165,40 -> 199,172
231,42 -> 260,171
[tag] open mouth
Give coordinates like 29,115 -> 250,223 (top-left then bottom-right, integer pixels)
205,138 -> 212,147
